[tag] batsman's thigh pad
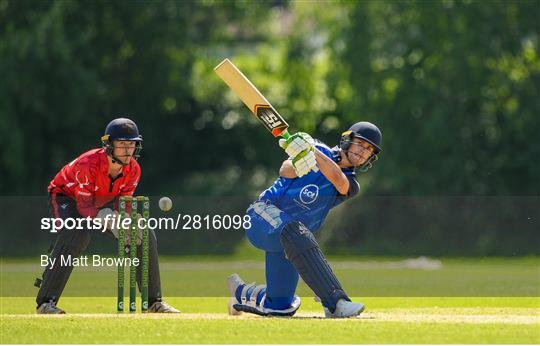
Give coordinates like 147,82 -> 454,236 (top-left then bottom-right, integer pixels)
245,205 -> 292,252
247,201 -> 289,230
280,221 -> 349,313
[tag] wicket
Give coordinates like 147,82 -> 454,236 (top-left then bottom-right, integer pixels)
117,196 -> 150,313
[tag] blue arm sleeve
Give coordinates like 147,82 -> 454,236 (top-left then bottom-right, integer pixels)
333,173 -> 360,207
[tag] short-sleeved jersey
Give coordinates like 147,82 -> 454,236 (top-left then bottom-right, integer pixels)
48,148 -> 141,218
258,141 -> 359,232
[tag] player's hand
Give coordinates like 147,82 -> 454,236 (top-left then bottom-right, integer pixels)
99,209 -> 142,246
279,132 -> 314,158
291,149 -> 319,177
96,207 -> 114,222
96,208 -> 120,234
106,211 -> 121,235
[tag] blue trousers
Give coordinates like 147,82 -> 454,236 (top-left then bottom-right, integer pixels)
245,202 -> 299,310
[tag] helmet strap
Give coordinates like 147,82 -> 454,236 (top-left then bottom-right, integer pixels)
103,140 -> 130,166
111,154 -> 129,166
357,154 -> 378,172
342,150 -> 379,173
100,133 -> 143,166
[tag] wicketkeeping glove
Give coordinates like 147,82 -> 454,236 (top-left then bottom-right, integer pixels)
96,208 -> 118,233
291,149 -> 319,177
97,208 -> 142,246
279,132 -> 314,158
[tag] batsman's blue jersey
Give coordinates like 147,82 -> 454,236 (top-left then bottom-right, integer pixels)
257,141 -> 359,233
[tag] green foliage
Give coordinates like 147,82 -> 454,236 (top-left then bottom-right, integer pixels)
341,0 -> 540,195
0,0 -> 277,195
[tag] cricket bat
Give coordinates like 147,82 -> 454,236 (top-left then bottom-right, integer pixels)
214,58 -> 290,139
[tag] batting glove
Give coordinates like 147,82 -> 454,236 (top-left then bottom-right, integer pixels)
279,132 -> 315,158
291,149 -> 319,177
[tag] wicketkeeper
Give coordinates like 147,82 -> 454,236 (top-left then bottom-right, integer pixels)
228,121 -> 382,318
36,118 -> 179,314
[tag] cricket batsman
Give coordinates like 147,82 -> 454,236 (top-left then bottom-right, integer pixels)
35,118 -> 179,314
228,121 -> 382,318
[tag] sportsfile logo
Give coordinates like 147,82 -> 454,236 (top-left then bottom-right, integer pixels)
299,184 -> 319,204
41,214 -> 252,233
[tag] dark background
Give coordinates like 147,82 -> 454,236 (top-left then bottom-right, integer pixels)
1,0 -> 538,256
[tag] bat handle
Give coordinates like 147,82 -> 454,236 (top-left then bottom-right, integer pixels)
280,130 -> 291,140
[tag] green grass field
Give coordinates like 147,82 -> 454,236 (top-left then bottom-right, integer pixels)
1,256 -> 539,344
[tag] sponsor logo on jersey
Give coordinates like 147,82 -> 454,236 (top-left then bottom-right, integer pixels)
299,184 -> 319,204
75,171 -> 89,188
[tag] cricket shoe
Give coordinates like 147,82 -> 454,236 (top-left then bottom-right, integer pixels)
227,273 -> 301,317
36,300 -> 65,314
321,298 -> 364,318
227,273 -> 245,316
148,300 -> 180,313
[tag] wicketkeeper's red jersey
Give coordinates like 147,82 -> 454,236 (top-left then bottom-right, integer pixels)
48,148 -> 141,218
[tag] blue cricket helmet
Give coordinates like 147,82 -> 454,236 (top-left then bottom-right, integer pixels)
340,121 -> 382,153
339,121 -> 382,172
101,118 -> 143,162
102,118 -> 143,142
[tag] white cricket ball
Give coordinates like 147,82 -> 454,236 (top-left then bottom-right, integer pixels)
159,197 -> 173,212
